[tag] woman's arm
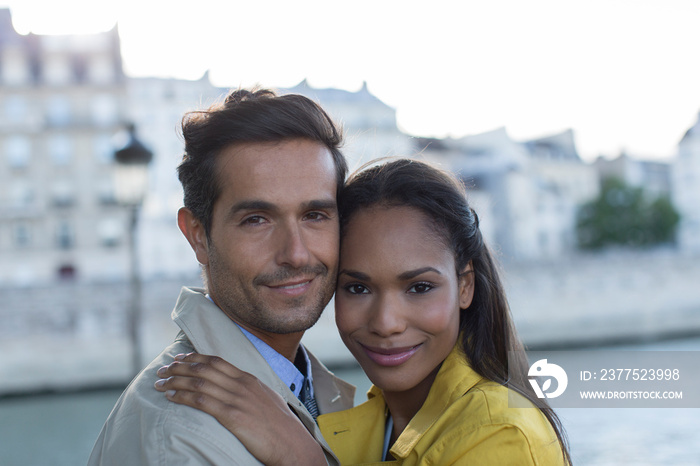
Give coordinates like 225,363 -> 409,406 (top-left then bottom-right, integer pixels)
154,352 -> 326,466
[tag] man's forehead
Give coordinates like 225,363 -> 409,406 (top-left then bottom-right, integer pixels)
218,140 -> 335,175
215,139 -> 338,203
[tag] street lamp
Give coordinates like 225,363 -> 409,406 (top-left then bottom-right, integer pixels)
113,123 -> 153,377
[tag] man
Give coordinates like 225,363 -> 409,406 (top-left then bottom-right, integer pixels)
89,88 -> 355,465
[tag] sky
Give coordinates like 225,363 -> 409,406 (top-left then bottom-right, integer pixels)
3,0 -> 700,161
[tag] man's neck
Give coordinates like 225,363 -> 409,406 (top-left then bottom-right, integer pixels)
205,293 -> 304,361
233,320 -> 304,362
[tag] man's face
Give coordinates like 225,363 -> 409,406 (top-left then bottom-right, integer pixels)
201,139 -> 339,345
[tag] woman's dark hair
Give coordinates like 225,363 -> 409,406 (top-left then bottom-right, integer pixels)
178,87 -> 347,238
338,158 -> 571,464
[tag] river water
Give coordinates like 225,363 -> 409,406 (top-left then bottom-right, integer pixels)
1,337 -> 698,466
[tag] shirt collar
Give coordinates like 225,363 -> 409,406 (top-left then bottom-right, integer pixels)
206,294 -> 313,398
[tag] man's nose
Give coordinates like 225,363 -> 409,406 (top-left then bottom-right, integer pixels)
275,222 -> 312,268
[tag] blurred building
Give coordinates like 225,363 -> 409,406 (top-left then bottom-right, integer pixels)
1,6 -> 417,284
0,9 -> 130,286
124,79 -> 414,278
126,73 -> 224,279
284,80 -> 414,171
671,111 -> 700,254
594,151 -> 671,198
418,128 -> 598,259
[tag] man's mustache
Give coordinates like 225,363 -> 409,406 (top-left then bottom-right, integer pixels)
253,265 -> 329,287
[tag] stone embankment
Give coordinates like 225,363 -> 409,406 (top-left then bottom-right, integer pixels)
2,250 -> 699,395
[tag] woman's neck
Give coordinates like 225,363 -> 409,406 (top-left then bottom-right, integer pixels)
382,364 -> 441,443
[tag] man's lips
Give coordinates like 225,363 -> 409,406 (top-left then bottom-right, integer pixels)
360,343 -> 422,367
265,278 -> 314,297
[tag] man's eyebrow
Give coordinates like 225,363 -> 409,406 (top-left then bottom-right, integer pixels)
227,199 -> 337,219
338,269 -> 370,281
228,200 -> 276,218
397,267 -> 442,281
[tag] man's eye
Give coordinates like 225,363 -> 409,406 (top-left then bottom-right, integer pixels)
408,283 -> 433,294
304,211 -> 329,221
345,284 -> 369,295
242,216 -> 266,225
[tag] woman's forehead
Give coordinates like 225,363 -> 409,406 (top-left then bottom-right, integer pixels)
339,205 -> 454,265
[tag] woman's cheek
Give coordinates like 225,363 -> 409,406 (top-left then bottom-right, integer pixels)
418,293 -> 461,335
334,294 -> 357,337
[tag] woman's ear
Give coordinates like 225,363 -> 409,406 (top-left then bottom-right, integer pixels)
458,261 -> 475,309
178,207 -> 210,265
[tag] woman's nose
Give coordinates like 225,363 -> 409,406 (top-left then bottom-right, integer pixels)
367,294 -> 407,337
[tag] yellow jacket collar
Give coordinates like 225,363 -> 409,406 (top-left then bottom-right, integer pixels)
318,343 -> 484,462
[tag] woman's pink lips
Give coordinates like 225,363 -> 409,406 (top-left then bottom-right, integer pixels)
361,344 -> 421,367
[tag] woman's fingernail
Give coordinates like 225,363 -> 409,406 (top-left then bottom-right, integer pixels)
155,379 -> 165,387
165,390 -> 176,398
174,354 -> 186,361
156,366 -> 167,376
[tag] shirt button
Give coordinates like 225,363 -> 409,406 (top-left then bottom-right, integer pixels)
290,383 -> 296,391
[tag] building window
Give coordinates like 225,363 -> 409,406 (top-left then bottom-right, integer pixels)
57,264 -> 77,281
9,181 -> 34,208
52,181 -> 75,207
56,220 -> 75,249
88,56 -> 115,84
539,231 -> 549,251
44,55 -> 72,86
93,134 -> 113,164
14,223 -> 31,248
91,94 -> 118,126
72,56 -> 87,83
1,50 -> 30,85
96,178 -> 117,205
3,95 -> 28,123
98,218 -> 122,247
49,134 -> 73,166
46,95 -> 72,126
5,136 -> 31,168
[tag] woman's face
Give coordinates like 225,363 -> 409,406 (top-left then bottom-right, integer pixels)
335,205 -> 474,397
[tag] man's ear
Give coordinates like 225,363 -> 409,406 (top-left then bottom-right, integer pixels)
178,207 -> 209,265
458,261 -> 475,309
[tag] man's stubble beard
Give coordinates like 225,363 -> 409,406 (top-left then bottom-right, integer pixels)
205,243 -> 337,334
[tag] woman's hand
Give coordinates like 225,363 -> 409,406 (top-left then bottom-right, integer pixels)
154,352 -> 326,465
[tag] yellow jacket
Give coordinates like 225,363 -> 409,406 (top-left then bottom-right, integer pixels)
318,345 -> 565,465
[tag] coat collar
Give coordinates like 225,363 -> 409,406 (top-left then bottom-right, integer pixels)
391,344 -> 481,458
318,343 -> 482,462
172,287 -> 355,453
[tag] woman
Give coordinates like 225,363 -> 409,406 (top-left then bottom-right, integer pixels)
156,159 -> 571,465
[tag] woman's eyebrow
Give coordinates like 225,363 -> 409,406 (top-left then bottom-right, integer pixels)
303,199 -> 338,212
338,270 -> 370,281
397,267 -> 441,280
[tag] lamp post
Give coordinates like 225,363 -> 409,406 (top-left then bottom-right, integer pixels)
113,123 -> 153,377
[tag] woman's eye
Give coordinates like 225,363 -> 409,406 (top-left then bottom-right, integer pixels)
345,284 -> 369,295
408,283 -> 433,294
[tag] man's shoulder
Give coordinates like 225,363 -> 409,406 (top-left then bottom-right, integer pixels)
88,338 -> 262,465
114,338 -> 195,412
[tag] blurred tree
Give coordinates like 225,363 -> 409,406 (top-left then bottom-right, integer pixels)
576,177 -> 680,249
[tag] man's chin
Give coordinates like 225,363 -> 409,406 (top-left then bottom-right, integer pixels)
254,305 -> 326,334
